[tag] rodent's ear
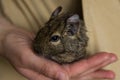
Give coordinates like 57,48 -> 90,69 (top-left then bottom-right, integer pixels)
50,6 -> 62,19
65,14 -> 80,36
67,14 -> 80,23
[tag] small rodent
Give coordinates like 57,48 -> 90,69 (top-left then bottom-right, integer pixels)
33,6 -> 88,64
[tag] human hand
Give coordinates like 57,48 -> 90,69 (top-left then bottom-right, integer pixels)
64,53 -> 117,80
1,28 -> 117,80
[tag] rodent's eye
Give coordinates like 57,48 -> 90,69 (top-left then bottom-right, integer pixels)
50,35 -> 60,42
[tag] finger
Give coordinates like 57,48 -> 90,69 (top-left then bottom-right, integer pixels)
78,69 -> 115,80
27,53 -> 69,80
79,53 -> 117,77
63,52 -> 117,77
18,68 -> 52,80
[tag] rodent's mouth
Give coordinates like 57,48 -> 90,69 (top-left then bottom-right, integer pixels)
47,52 -> 86,64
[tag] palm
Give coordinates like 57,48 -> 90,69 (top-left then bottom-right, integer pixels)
2,30 -> 117,80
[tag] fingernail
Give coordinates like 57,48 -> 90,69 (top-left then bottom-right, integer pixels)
59,72 -> 69,80
110,54 -> 118,62
109,71 -> 115,79
111,56 -> 117,62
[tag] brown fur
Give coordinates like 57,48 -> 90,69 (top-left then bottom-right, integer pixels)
33,6 -> 88,64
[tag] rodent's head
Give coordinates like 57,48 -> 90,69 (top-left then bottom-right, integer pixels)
33,6 -> 88,63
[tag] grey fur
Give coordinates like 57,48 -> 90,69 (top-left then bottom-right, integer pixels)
33,6 -> 88,64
